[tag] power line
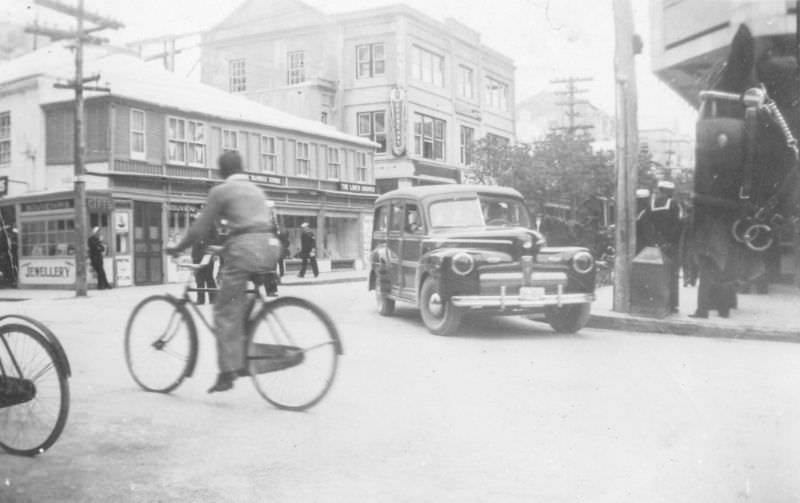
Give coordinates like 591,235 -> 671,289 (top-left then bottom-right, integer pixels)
550,76 -> 594,135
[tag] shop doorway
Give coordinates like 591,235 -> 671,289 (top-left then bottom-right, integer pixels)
133,202 -> 163,284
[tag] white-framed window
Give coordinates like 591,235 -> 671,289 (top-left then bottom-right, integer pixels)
356,43 -> 385,79
459,65 -> 474,99
130,109 -> 145,160
287,51 -> 305,85
413,113 -> 445,161
295,141 -> 310,176
0,112 -> 11,166
486,77 -> 509,111
355,152 -> 368,182
260,135 -> 276,172
167,117 -> 187,164
187,121 -> 205,166
460,126 -> 474,166
326,147 -> 341,179
356,111 -> 387,153
229,59 -> 246,92
222,129 -> 238,153
410,45 -> 444,87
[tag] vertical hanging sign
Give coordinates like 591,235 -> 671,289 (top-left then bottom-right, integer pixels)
389,86 -> 406,157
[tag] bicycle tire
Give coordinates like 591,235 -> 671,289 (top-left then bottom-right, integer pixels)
125,295 -> 198,393
247,296 -> 341,411
0,324 -> 70,456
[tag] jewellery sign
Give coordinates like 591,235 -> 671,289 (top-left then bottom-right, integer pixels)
389,86 -> 406,157
19,259 -> 75,285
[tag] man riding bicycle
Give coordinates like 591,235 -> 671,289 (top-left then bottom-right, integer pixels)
167,152 -> 279,393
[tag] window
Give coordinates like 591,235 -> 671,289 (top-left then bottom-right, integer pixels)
222,129 -> 238,153
389,202 -> 404,232
486,77 -> 509,111
355,152 -> 368,182
404,203 -> 423,234
168,117 -> 205,166
0,112 -> 10,166
460,126 -> 474,166
356,43 -> 385,79
229,59 -> 246,92
296,142 -> 310,176
21,218 -> 75,257
287,51 -> 305,85
459,66 -> 474,99
320,111 -> 328,124
260,136 -> 276,172
413,113 -> 446,161
326,147 -> 341,179
130,109 -> 145,160
411,46 -> 444,87
374,205 -> 388,231
356,111 -> 387,153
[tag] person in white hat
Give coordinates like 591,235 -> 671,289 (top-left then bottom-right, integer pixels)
635,188 -> 651,253
297,222 -> 318,278
641,180 -> 682,313
88,226 -> 112,289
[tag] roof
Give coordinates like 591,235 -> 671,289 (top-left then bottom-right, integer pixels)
376,184 -> 524,205
0,42 -> 376,149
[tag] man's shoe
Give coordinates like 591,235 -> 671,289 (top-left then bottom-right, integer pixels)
207,371 -> 237,393
689,311 -> 709,319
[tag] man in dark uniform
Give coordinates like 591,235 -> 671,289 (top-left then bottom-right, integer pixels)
297,222 -> 318,278
634,188 -> 651,254
88,226 -> 112,289
641,181 -> 682,313
190,215 -> 218,305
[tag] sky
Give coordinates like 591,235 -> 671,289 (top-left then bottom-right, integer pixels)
1,0 -> 697,135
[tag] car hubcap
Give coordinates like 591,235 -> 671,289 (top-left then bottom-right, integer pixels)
428,292 -> 444,318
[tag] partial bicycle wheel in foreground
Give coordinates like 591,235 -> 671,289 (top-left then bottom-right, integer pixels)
0,316 -> 71,456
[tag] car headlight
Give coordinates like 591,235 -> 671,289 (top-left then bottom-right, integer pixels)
572,251 -> 594,274
451,252 -> 474,276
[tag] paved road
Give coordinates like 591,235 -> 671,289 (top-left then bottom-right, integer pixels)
1,282 -> 799,502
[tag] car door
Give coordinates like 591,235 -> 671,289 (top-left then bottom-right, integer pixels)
400,200 -> 425,299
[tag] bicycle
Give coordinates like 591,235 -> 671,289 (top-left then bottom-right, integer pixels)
124,250 -> 342,411
0,314 -> 71,456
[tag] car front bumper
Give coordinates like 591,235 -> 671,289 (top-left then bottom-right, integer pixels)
450,285 -> 594,310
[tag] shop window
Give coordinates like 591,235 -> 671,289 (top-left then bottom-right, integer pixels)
327,147 -> 341,179
356,43 -> 385,79
0,112 -> 10,166
357,111 -> 386,153
222,129 -> 238,153
260,136 -> 277,172
355,152 -> 368,182
296,142 -> 310,176
287,51 -> 305,85
21,218 -> 75,257
486,77 -> 509,111
229,59 -> 246,93
411,45 -> 444,87
413,113 -> 445,161
130,109 -> 145,160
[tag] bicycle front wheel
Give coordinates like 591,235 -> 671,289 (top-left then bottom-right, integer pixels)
0,324 -> 70,456
247,297 -> 340,411
125,295 -> 197,393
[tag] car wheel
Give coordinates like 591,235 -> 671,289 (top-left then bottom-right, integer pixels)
419,277 -> 462,336
376,289 -> 395,316
545,303 -> 591,333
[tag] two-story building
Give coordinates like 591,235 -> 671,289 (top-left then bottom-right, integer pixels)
0,42 -> 377,288
200,0 -> 516,193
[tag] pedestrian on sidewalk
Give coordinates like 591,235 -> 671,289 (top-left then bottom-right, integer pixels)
297,222 -> 318,278
191,216 -> 218,305
88,226 -> 112,290
640,181 -> 682,313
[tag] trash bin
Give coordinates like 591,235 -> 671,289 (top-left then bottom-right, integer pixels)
630,246 -> 671,318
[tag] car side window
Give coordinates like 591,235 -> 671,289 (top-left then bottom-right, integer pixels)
404,203 -> 423,234
374,205 -> 388,232
389,202 -> 404,232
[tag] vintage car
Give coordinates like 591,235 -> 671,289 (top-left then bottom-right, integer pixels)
369,185 -> 596,336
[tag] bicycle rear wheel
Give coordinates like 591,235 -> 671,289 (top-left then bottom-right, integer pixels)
247,296 -> 341,411
125,295 -> 197,393
0,324 -> 70,456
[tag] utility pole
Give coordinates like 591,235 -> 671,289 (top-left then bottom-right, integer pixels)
26,0 -> 122,297
612,0 -> 640,313
550,76 -> 594,135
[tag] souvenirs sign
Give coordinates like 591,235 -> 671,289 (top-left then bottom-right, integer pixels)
389,86 -> 406,157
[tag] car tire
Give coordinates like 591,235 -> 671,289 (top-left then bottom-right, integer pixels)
419,277 -> 462,336
376,289 -> 395,316
545,303 -> 591,333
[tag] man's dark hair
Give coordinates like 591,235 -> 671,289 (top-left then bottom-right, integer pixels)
218,151 -> 244,179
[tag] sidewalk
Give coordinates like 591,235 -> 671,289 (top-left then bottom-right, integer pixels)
588,281 -> 800,343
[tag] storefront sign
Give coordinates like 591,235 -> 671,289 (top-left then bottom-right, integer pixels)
115,256 -> 132,286
389,86 -> 406,157
247,173 -> 285,186
115,212 -> 129,233
19,259 -> 75,285
339,182 -> 376,194
87,197 -> 113,211
21,199 -> 74,213
168,203 -> 202,213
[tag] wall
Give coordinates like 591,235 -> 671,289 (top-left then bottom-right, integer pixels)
0,76 -> 45,195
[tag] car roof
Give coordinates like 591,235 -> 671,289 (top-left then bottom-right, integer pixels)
375,184 -> 524,205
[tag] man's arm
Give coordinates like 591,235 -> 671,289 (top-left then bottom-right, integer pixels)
170,188 -> 222,254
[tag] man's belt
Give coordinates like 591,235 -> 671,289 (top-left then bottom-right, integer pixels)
227,226 -> 274,238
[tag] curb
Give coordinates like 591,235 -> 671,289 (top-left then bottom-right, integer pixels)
280,276 -> 367,287
587,313 -> 799,344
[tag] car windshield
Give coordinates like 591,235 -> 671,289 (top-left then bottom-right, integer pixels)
428,198 -> 485,229
479,196 -> 531,228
